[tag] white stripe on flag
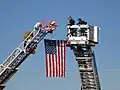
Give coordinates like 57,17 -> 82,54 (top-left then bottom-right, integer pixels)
50,54 -> 53,77
53,54 -> 56,77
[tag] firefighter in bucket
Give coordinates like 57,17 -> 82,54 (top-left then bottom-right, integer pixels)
23,30 -> 36,54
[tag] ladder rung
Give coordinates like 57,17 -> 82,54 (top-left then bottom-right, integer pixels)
79,67 -> 93,71
76,57 -> 92,60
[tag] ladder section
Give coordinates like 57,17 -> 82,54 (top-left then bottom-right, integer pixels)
0,28 -> 48,88
73,46 -> 101,90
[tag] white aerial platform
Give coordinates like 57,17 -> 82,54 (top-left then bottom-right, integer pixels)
66,24 -> 100,46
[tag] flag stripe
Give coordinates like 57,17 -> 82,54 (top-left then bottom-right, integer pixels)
55,54 -> 58,77
51,55 -> 54,77
62,41 -> 64,77
46,55 -> 48,77
50,55 -> 51,77
52,54 -> 54,77
59,41 -> 61,76
63,41 -> 66,77
47,55 -> 50,77
60,40 -> 62,76
57,43 -> 59,77
49,55 -> 52,77
53,54 -> 56,77
58,41 -> 60,77
61,40 -> 63,77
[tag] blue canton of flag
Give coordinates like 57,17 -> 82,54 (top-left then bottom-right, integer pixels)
44,39 -> 57,54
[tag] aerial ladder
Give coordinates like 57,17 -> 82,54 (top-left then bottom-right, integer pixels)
0,20 -> 57,90
66,22 -> 101,90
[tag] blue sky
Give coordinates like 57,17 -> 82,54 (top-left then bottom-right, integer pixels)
0,0 -> 120,90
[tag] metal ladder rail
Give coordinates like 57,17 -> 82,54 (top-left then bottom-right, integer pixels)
0,29 -> 36,75
1,30 -> 49,85
0,49 -> 23,82
1,29 -> 37,68
0,51 -> 25,84
0,50 -> 24,90
73,45 -> 100,90
0,29 -> 48,85
0,28 -> 42,72
7,30 -> 48,70
76,47 -> 97,90
0,52 -> 28,90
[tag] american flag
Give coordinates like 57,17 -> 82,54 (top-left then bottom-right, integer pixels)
44,39 -> 66,77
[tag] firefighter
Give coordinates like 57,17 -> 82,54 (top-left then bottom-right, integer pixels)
23,31 -> 36,53
48,20 -> 57,30
77,18 -> 87,36
23,31 -> 33,41
68,16 -> 75,26
34,22 -> 42,30
45,20 -> 57,33
50,20 -> 56,27
23,31 -> 33,47
67,16 -> 76,36
77,18 -> 87,25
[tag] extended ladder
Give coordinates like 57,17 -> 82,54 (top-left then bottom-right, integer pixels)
72,45 -> 101,90
0,24 -> 56,90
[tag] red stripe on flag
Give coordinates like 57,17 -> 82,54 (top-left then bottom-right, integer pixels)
57,42 -> 59,77
46,55 -> 48,77
55,54 -> 58,77
61,40 -> 63,77
58,41 -> 60,77
49,55 -> 51,77
59,41 -> 61,76
63,42 -> 66,77
52,54 -> 54,77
